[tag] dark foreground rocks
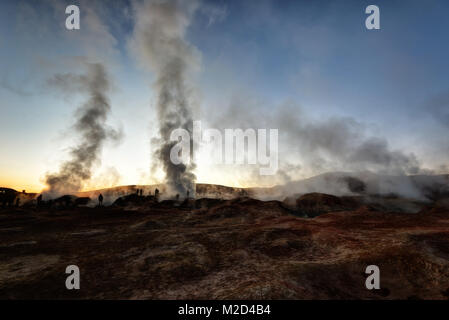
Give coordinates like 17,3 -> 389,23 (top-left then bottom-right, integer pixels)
0,197 -> 448,299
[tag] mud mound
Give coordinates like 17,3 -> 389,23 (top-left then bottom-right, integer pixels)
194,198 -> 224,209
53,195 -> 79,208
112,194 -> 157,207
0,188 -> 18,207
74,197 -> 91,206
295,193 -> 360,217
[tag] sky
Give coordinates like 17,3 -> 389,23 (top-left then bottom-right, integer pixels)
1,0 -> 449,193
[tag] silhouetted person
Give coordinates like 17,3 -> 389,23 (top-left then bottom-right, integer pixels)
176,194 -> 179,201
186,190 -> 190,199
15,197 -> 20,207
140,189 -> 143,196
98,193 -> 104,206
155,188 -> 160,201
37,194 -> 43,206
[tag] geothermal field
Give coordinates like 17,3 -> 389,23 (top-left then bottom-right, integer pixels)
1,173 -> 449,299
2,0 -> 449,304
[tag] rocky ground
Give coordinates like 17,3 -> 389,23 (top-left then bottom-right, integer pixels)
0,195 -> 448,299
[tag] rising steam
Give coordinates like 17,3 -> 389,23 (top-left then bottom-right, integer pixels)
44,62 -> 121,197
130,0 -> 199,196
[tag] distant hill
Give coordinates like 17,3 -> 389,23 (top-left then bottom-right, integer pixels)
74,172 -> 449,204
75,183 -> 249,205
4,171 -> 449,204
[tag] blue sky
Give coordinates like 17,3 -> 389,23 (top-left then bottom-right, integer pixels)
1,0 -> 449,191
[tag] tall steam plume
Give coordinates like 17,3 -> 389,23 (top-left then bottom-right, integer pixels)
130,0 -> 199,196
45,62 -> 120,197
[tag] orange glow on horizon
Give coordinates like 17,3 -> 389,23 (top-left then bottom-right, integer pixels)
0,164 -> 279,194
0,180 -> 46,194
0,178 -> 274,194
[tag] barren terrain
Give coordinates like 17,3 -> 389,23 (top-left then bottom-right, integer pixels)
1,193 -> 448,299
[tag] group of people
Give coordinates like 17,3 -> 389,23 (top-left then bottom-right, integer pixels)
28,186 -> 190,208
96,187 -> 161,206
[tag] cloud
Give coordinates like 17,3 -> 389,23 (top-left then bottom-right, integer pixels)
427,90 -> 449,129
0,77 -> 33,97
200,2 -> 228,26
207,95 -> 425,185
